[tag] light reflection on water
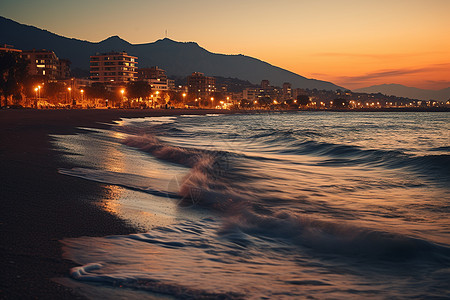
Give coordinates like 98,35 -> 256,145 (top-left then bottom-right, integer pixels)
55,112 -> 450,299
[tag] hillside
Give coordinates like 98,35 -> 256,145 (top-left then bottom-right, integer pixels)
0,16 -> 343,90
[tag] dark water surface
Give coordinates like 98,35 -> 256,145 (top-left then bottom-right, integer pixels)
54,112 -> 450,299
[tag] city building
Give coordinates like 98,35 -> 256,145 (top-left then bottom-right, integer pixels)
2,47 -> 71,80
292,88 -> 307,99
22,49 -> 70,80
243,88 -> 259,101
0,44 -> 22,54
167,79 -> 175,90
261,80 -> 270,89
58,59 -> 71,80
137,66 -> 169,91
282,82 -> 292,100
187,72 -> 216,99
90,51 -> 138,84
137,66 -> 166,80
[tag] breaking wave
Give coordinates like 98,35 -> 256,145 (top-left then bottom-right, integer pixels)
57,112 -> 450,299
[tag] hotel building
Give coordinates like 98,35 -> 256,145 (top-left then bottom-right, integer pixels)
137,66 -> 169,91
282,82 -> 292,100
21,49 -> 70,80
90,51 -> 138,83
187,72 -> 216,99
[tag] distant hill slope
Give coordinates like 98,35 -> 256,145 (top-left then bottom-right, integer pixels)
0,16 -> 342,90
354,84 -> 450,102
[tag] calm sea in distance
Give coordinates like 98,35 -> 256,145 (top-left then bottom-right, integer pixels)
53,111 -> 450,299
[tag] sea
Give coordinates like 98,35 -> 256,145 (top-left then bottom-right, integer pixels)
53,111 -> 450,299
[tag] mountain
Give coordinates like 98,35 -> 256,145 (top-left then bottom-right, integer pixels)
354,84 -> 450,102
0,16 -> 342,90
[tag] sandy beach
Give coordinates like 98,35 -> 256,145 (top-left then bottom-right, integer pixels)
0,108 -> 233,299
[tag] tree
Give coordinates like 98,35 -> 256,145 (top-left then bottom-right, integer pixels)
44,81 -> 65,103
240,99 -> 253,109
297,94 -> 310,106
126,81 -> 151,100
85,82 -> 108,99
0,52 -> 29,108
333,98 -> 348,108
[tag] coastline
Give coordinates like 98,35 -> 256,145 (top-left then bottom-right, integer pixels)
0,108 -> 234,299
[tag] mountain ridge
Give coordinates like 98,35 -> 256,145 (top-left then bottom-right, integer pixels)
354,84 -> 450,102
0,16 -> 342,90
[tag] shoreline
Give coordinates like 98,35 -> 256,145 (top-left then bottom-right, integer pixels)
0,109 -> 235,299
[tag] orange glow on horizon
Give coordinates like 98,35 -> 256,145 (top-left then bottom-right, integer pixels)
2,0 -> 449,90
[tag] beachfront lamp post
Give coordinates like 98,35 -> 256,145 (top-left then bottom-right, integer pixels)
182,93 -> 186,104
211,97 -> 214,108
121,89 -> 125,107
68,87 -> 72,105
80,89 -> 84,103
156,91 -> 160,108
34,86 -> 39,108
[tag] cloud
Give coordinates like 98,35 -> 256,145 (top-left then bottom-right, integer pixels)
334,63 -> 450,84
314,52 -> 447,60
315,53 -> 405,59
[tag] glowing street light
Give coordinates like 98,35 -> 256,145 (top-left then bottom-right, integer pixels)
120,89 -> 125,107
68,87 -> 72,105
34,86 -> 41,108
182,93 -> 186,104
80,89 -> 84,102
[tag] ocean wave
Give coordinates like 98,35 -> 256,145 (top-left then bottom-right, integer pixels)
279,140 -> 450,180
219,210 -> 450,262
70,263 -> 243,299
429,146 -> 450,152
122,134 -> 252,210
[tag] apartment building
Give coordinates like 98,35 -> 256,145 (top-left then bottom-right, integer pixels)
90,51 -> 137,83
187,72 -> 216,99
137,66 -> 169,90
22,49 -> 70,80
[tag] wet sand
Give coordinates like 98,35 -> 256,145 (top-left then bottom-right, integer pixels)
0,109 -> 233,299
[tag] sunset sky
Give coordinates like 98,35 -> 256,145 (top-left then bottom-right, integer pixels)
1,0 -> 449,90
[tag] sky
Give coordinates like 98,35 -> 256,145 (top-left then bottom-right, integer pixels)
1,0 -> 449,90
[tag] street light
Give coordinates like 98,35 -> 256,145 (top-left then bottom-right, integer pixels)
34,87 -> 38,108
156,91 -> 160,108
33,85 -> 41,108
68,87 -> 72,106
121,89 -> 125,108
80,89 -> 84,103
